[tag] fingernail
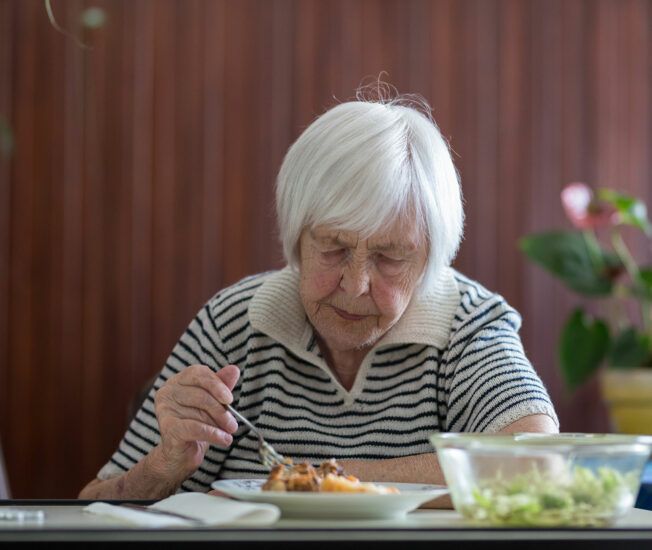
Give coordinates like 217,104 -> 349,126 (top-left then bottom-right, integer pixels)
224,434 -> 233,446
219,391 -> 232,404
226,417 -> 238,432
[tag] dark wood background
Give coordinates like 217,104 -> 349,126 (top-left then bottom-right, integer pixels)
1,0 -> 650,498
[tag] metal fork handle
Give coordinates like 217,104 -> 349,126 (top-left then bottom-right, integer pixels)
224,404 -> 258,436
225,404 -> 287,470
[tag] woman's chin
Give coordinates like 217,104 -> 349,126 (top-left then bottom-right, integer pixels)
320,327 -> 383,354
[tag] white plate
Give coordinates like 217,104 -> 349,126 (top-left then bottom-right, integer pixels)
211,479 -> 448,519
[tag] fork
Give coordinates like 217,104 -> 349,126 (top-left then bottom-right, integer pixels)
224,404 -> 288,470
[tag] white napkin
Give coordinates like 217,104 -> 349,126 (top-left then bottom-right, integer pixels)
83,493 -> 281,527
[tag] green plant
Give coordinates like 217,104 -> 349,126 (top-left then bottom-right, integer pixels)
519,183 -> 652,391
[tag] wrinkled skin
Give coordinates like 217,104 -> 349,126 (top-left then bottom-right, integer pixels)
298,219 -> 428,388
154,364 -> 241,481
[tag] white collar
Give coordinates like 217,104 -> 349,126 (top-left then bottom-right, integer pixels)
248,265 -> 460,364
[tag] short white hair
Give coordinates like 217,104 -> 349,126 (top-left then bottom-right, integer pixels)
275,91 -> 464,294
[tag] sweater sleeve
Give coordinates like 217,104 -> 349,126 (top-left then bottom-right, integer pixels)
442,291 -> 559,433
95,299 -> 233,486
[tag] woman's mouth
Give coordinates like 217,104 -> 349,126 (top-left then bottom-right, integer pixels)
332,307 -> 367,321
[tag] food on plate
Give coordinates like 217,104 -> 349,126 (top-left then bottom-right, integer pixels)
462,465 -> 639,526
262,458 -> 399,494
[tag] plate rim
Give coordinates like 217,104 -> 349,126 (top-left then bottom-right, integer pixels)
211,478 -> 448,497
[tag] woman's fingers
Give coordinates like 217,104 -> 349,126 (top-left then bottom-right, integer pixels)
163,417 -> 234,448
163,392 -> 238,434
154,364 -> 243,475
177,365 -> 234,404
216,364 -> 240,390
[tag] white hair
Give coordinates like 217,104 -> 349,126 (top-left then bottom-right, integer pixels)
275,90 -> 464,294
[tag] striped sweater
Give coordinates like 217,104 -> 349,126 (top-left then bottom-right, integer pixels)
98,266 -> 559,492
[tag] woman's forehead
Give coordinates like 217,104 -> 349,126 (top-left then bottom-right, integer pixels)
309,222 -> 423,250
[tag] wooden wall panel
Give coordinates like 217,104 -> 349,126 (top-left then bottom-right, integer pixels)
0,0 -> 13,492
8,0 -> 38,494
59,0 -> 85,494
130,0 -> 155,414
0,0 -> 651,497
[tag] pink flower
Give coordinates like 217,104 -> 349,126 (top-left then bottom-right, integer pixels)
561,182 -> 617,229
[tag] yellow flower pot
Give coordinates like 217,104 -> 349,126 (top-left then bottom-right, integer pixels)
600,369 -> 652,435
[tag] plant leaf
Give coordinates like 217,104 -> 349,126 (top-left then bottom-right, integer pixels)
559,309 -> 609,391
599,189 -> 652,236
607,327 -> 651,368
630,267 -> 652,300
519,231 -> 620,295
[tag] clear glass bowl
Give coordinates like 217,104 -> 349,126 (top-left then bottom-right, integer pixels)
430,433 -> 652,527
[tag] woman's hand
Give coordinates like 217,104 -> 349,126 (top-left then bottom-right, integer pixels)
154,364 -> 240,484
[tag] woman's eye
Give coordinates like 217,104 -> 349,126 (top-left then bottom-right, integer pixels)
377,254 -> 405,274
321,249 -> 346,261
377,254 -> 402,264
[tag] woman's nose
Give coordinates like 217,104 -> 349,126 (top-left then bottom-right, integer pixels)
340,261 -> 371,297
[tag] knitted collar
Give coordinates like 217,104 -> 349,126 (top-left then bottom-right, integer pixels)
248,265 -> 460,366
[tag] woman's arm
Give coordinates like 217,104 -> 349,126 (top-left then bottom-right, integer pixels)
78,365 -> 240,500
337,413 -> 558,508
79,445 -> 183,500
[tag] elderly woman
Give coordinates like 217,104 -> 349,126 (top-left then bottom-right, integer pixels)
80,93 -> 558,500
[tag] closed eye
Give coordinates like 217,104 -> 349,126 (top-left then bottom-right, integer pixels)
321,248 -> 347,261
377,253 -> 403,264
376,254 -> 406,275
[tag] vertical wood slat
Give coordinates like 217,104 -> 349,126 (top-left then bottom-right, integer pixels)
101,0 -> 130,473
449,0 -> 477,276
222,0 -> 258,285
81,0 -> 109,479
337,0 -> 363,96
527,0 -> 568,427
622,0 -> 650,263
429,0 -> 453,138
360,0 -> 384,96
96,0 -> 132,457
406,0 -> 432,98
496,0 -> 529,312
269,0 -> 295,241
150,2 -> 177,370
42,0 -> 66,497
1,0 -> 651,497
7,0 -> 37,493
594,0 -> 620,194
30,0 -> 54,490
255,0 -> 293,273
173,0 -> 204,328
0,0 -> 14,453
201,0 -> 226,299
558,0 -> 600,430
253,0 -> 275,274
473,0 -> 499,291
131,0 -> 155,397
294,0 -> 319,130
60,0 -> 85,495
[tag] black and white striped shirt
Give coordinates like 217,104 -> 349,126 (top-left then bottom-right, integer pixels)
98,266 -> 559,492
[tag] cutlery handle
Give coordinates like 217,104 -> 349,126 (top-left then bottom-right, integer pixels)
225,404 -> 257,435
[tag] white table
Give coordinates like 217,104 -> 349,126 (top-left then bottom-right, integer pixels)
2,503 -> 652,547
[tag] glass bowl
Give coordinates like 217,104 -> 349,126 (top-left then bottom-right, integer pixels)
430,433 -> 652,527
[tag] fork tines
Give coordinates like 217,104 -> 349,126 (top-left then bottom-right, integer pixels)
259,441 -> 287,470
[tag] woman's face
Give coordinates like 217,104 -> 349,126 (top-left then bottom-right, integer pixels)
298,219 -> 428,356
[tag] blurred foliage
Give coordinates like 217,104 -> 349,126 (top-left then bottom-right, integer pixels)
81,7 -> 106,29
520,183 -> 652,392
44,0 -> 106,49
